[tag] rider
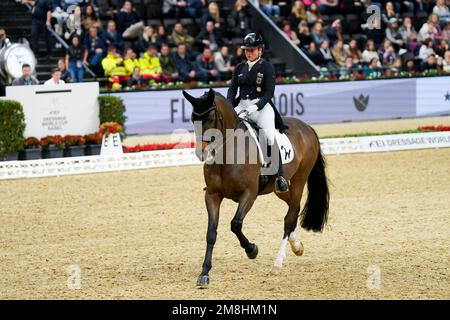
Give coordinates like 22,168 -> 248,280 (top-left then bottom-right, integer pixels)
227,32 -> 289,193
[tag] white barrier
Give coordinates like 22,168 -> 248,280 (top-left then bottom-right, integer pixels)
1,131 -> 449,180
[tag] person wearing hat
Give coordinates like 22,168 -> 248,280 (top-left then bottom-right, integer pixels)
386,17 -> 405,51
226,32 -> 289,193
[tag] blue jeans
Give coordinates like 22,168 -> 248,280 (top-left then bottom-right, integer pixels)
69,61 -> 84,82
261,5 -> 281,17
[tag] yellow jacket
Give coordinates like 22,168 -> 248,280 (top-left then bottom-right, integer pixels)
138,51 -> 162,75
101,53 -> 127,76
124,57 -> 139,76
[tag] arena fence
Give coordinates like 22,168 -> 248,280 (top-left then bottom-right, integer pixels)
1,131 -> 449,180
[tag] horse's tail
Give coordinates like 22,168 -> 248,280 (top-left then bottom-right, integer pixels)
300,137 -> 330,232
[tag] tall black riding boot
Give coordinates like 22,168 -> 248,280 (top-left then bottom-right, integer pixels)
272,142 -> 289,193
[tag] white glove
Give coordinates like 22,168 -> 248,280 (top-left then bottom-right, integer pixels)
246,104 -> 259,115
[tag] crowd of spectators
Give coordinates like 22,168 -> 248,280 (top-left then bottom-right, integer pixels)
262,0 -> 450,77
10,0 -> 450,89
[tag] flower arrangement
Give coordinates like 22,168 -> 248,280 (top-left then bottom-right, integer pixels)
84,132 -> 103,145
40,135 -> 65,149
63,135 -> 86,146
99,122 -> 123,137
124,141 -> 195,153
418,125 -> 450,132
24,137 -> 41,149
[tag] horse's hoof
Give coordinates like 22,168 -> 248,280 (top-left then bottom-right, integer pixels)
291,242 -> 304,256
196,275 -> 210,288
271,265 -> 282,275
246,243 -> 258,259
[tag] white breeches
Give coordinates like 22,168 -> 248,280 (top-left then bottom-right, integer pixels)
235,98 -> 276,145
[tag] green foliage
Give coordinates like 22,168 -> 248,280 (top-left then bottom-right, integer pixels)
98,95 -> 127,129
0,99 -> 25,156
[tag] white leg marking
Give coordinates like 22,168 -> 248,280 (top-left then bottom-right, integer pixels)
288,229 -> 304,255
274,236 -> 288,268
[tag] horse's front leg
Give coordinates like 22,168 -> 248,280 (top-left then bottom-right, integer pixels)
231,191 -> 258,259
197,191 -> 223,288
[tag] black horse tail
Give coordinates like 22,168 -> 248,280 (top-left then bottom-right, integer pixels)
300,143 -> 330,232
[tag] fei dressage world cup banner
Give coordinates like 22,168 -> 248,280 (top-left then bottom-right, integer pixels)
106,76 -> 450,135
6,82 -> 100,138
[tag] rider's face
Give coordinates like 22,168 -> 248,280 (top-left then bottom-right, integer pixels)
245,47 -> 261,62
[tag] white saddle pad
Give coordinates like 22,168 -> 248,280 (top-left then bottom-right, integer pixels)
242,121 -> 294,165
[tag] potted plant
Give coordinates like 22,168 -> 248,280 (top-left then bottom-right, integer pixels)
99,122 -> 124,138
19,137 -> 42,160
98,96 -> 127,136
0,99 -> 25,161
63,135 -> 86,157
40,135 -> 65,159
84,132 -> 102,156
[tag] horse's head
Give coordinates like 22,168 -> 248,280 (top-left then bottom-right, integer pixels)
183,88 -> 221,152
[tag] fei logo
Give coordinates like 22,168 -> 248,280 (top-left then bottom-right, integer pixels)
353,94 -> 370,112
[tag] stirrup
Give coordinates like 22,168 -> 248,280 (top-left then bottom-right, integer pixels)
276,176 -> 289,193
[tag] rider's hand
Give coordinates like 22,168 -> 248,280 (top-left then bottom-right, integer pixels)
246,104 -> 258,115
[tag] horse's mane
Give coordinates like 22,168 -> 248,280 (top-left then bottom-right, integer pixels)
212,91 -> 240,125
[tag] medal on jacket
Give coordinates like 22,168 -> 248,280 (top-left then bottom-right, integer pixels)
256,72 -> 263,92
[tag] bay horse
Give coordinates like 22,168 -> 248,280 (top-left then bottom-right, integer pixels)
182,88 -> 330,287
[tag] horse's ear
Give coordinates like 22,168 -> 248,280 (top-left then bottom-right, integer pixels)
182,90 -> 197,107
206,88 -> 215,107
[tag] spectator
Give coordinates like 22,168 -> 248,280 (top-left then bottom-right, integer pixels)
186,0 -> 205,19
402,58 -> 417,73
81,4 -> 101,32
202,1 -> 221,29
348,39 -> 362,65
435,39 -> 449,57
162,0 -> 189,19
102,46 -> 128,89
135,26 -> 157,54
418,14 -> 440,42
362,39 -> 380,64
441,21 -> 450,41
432,0 -> 450,23
419,38 -> 436,61
156,25 -> 172,49
363,57 -> 382,77
65,4 -> 82,39
26,0 -> 53,58
171,23 -> 195,49
382,2 -> 400,26
66,35 -> 85,82
288,1 -> 307,27
382,45 -> 397,66
159,43 -> 179,82
214,45 -> 234,80
44,68 -> 66,85
421,53 -> 439,71
307,41 -> 324,65
306,3 -> 321,25
196,47 -> 220,82
442,50 -> 450,72
399,16 -> 419,54
326,19 -> 343,46
364,16 -> 384,48
172,43 -> 197,81
58,58 -> 71,83
282,20 -> 300,46
296,20 -> 313,48
386,18 -> 404,51
311,21 -> 329,46
12,64 -> 39,86
320,39 -> 340,74
83,26 -> 106,75
117,0 -> 140,37
230,45 -> 245,66
260,0 -> 281,19
139,44 -> 163,82
127,66 -> 146,88
319,0 -> 339,15
195,21 -> 224,52
104,20 -> 124,52
231,0 -> 252,38
124,48 -> 139,76
52,1 -> 69,36
332,40 -> 349,66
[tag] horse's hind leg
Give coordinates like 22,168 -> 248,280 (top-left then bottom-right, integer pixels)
231,192 -> 258,259
272,176 -> 307,274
